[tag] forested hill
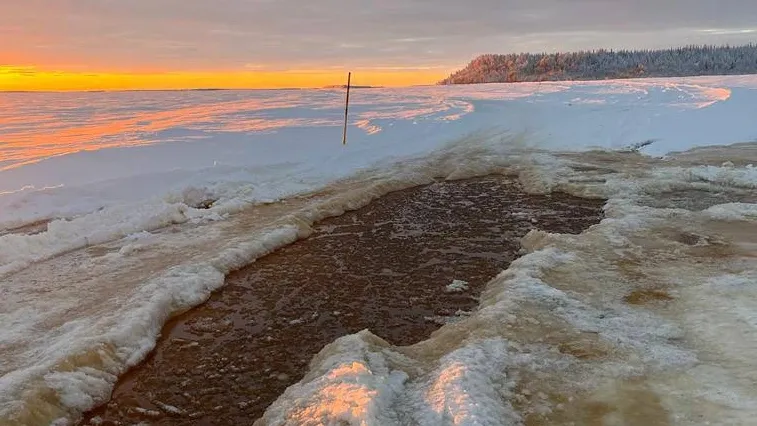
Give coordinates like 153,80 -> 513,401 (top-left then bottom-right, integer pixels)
439,44 -> 757,84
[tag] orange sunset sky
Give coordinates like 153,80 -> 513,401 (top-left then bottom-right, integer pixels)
2,1 -> 756,91
0,67 -> 448,91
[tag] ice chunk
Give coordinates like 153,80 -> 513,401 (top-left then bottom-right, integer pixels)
445,280 -> 469,293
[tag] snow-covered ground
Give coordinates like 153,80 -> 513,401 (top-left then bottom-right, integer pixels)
1,76 -> 757,425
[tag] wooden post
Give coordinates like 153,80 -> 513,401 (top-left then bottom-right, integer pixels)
342,72 -> 351,145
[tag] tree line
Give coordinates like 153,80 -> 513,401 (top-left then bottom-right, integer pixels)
440,44 -> 757,84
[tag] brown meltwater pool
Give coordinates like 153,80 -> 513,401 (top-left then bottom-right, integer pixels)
81,176 -> 605,425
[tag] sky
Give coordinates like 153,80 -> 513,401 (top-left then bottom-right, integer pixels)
1,0 -> 756,90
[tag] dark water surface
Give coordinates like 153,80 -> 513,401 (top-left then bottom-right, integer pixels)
82,176 -> 605,425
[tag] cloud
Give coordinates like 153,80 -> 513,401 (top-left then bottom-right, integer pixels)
2,0 -> 756,70
0,66 -> 38,76
699,28 -> 757,35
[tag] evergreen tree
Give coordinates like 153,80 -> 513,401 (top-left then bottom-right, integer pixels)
440,44 -> 757,84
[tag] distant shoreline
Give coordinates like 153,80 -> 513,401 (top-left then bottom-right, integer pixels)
0,87 -> 309,94
322,84 -> 383,89
2,70 -> 756,94
0,86 -> 388,94
440,44 -> 757,85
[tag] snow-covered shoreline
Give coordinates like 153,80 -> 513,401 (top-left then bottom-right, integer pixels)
2,76 -> 756,236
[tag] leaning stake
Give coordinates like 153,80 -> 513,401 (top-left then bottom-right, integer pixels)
342,72 -> 351,145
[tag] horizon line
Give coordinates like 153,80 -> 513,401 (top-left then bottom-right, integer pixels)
4,42 -> 756,92
0,84 -> 444,94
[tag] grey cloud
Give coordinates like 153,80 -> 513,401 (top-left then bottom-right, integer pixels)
2,0 -> 756,70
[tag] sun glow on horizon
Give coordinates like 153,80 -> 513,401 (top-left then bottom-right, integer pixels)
0,66 -> 448,92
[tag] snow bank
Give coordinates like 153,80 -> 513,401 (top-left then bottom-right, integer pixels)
257,332 -> 518,426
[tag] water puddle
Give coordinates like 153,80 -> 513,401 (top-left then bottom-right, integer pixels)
81,176 -> 605,425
